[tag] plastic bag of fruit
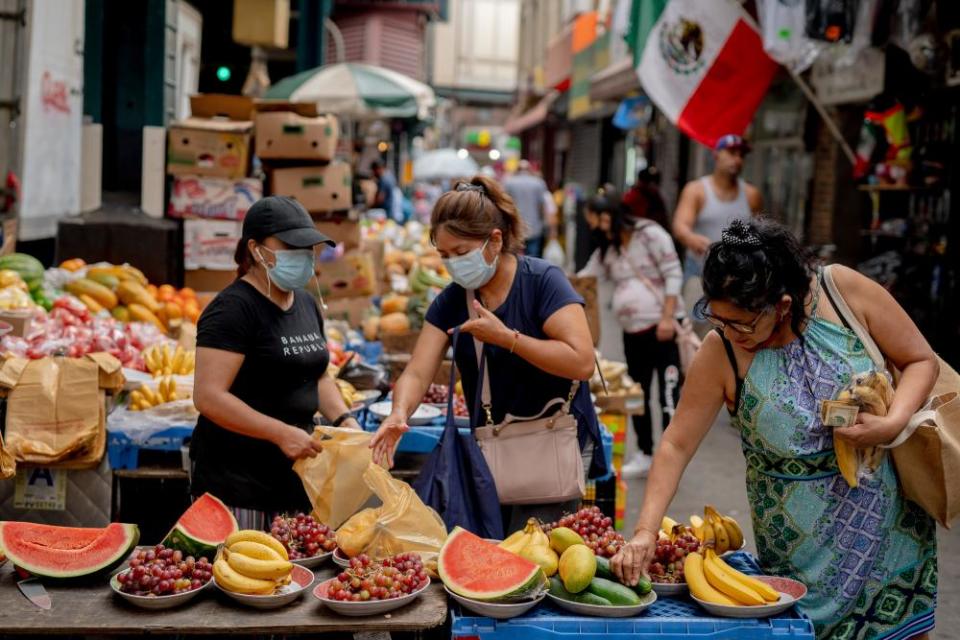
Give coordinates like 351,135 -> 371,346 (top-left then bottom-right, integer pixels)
293,425 -> 378,530
344,464 -> 447,574
107,400 -> 198,445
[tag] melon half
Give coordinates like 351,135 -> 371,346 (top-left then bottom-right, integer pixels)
438,527 -> 546,601
0,521 -> 139,579
163,493 -> 238,558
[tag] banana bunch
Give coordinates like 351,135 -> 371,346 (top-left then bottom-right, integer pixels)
144,344 -> 195,378
213,530 -> 293,595
129,376 -> 179,411
499,518 -> 559,577
335,379 -> 363,408
681,506 -> 744,554
685,548 -> 781,606
833,370 -> 895,488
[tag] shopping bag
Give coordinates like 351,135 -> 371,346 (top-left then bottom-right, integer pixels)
0,430 -> 15,479
293,425 -> 377,529
412,328 -> 504,540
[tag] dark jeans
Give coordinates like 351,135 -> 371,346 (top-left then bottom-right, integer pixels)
524,235 -> 544,258
623,327 -> 683,455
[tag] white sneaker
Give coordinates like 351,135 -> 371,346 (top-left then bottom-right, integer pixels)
620,452 -> 652,479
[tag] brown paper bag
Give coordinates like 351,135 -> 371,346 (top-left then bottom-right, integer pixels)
0,430 -> 15,479
293,426 -> 376,529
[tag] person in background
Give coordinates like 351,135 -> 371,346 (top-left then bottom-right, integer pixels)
371,161 -> 398,219
578,196 -> 683,479
623,166 -> 669,230
504,160 -> 550,258
191,197 -> 361,530
370,176 -> 607,532
672,135 -> 762,334
612,219 -> 938,640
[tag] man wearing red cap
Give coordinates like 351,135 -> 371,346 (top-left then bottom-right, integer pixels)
672,135 -> 763,334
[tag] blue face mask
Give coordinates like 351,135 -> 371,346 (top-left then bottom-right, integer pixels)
442,240 -> 499,290
257,246 -> 315,292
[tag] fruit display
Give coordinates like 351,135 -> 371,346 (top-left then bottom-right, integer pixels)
499,518 -> 558,577
116,544 -> 213,596
677,506 -> 745,555
0,521 -> 139,579
0,253 -> 50,308
214,531 -> 294,596
439,527 -> 546,602
326,553 -> 429,602
130,376 -> 182,411
422,383 -> 468,417
543,506 -> 625,558
685,549 -> 781,607
270,513 -> 338,561
162,493 -> 239,558
143,344 -> 196,377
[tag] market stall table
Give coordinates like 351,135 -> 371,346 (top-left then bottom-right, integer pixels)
0,565 -> 448,636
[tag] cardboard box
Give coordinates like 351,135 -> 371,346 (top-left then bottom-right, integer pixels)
168,176 -> 262,220
313,217 -> 360,251
0,310 -> 32,338
184,219 -> 243,271
595,391 -> 646,416
233,0 -> 289,48
323,296 -> 374,328
167,95 -> 254,179
568,275 -> 600,346
255,111 -> 338,161
271,162 -> 352,213
315,250 -> 376,300
185,269 -> 236,293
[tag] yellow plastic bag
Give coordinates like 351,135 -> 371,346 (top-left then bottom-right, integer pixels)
337,464 -> 447,572
293,425 -> 376,529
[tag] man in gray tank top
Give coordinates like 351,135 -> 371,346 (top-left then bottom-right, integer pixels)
672,134 -> 763,335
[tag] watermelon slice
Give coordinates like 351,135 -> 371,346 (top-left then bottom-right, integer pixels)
0,521 -> 139,579
438,527 -> 546,601
163,493 -> 238,557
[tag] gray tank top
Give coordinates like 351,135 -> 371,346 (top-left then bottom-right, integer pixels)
684,176 -> 752,278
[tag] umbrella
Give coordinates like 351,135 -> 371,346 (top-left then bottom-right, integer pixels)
413,149 -> 479,181
264,63 -> 436,120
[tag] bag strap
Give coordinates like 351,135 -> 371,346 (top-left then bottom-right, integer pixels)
445,329 -> 464,434
821,266 -> 885,369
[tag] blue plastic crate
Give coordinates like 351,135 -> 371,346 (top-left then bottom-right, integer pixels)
107,426 -> 194,470
450,552 -> 814,640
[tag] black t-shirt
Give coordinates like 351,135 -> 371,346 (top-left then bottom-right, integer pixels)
190,279 -> 330,512
425,256 -> 608,479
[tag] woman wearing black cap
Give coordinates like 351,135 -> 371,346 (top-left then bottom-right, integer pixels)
190,196 -> 361,529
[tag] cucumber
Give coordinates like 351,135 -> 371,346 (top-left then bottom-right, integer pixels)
587,577 -> 642,606
574,592 -> 612,606
549,576 -> 576,601
593,556 -> 652,596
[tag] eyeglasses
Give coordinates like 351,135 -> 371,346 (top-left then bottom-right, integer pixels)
704,308 -> 770,334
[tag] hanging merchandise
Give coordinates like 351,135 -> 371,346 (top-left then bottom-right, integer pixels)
805,0 -> 859,43
852,97 -> 913,183
907,33 -> 945,75
889,0 -> 923,50
757,0 -> 822,72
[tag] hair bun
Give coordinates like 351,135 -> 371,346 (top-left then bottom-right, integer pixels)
455,183 -> 485,194
722,220 -> 763,249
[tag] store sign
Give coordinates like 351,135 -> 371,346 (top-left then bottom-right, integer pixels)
811,47 -> 885,106
14,467 -> 67,511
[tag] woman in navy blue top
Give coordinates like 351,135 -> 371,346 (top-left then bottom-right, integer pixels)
371,176 -> 608,531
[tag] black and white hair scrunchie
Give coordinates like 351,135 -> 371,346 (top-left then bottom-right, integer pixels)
721,219 -> 762,249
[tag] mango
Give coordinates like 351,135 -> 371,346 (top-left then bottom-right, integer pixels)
549,527 -> 586,555
558,544 -> 596,594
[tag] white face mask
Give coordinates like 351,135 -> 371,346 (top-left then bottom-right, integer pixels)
442,239 -> 499,290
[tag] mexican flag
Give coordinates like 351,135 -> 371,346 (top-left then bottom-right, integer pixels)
636,0 -> 779,148
624,0 -> 668,68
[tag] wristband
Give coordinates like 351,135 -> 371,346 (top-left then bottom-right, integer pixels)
332,412 -> 353,428
509,329 -> 521,354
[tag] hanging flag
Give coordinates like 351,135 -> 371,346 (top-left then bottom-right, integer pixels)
625,0 -> 669,68
637,0 -> 779,148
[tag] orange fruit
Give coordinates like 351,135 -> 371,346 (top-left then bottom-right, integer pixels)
179,287 -> 197,299
157,284 -> 176,302
147,284 -> 158,298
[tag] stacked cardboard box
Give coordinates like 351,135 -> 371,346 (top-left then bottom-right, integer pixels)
166,94 -> 262,293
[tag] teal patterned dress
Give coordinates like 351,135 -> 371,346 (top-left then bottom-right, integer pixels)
729,284 -> 938,639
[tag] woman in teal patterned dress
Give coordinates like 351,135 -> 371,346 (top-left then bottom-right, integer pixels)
611,220 -> 938,639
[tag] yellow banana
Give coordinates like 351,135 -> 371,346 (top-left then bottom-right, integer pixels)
228,540 -> 286,562
703,549 -> 765,605
708,550 -> 780,603
140,385 -> 159,407
711,515 -> 730,554
158,377 -> 169,403
661,516 -> 680,538
213,557 -> 277,595
684,552 -> 739,606
224,547 -> 292,580
163,344 -> 173,369
690,515 -> 705,541
701,519 -> 716,549
500,532 -> 532,555
526,519 -> 550,548
834,434 -> 860,488
721,516 -> 744,551
171,347 -> 185,376
167,377 -> 178,402
225,530 -> 290,560
181,351 -> 195,375
499,529 -> 527,549
130,390 -> 145,407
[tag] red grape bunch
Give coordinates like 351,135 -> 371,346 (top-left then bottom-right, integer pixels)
270,513 -> 338,560
648,531 -> 701,583
326,553 -> 429,602
544,506 -> 625,558
423,384 -> 468,417
117,544 -> 213,596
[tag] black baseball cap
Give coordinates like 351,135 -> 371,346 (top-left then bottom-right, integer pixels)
242,196 -> 335,248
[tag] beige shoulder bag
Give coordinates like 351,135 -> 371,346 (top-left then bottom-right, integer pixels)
466,291 -> 585,505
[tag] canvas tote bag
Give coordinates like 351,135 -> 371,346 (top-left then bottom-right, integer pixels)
823,265 -> 960,527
